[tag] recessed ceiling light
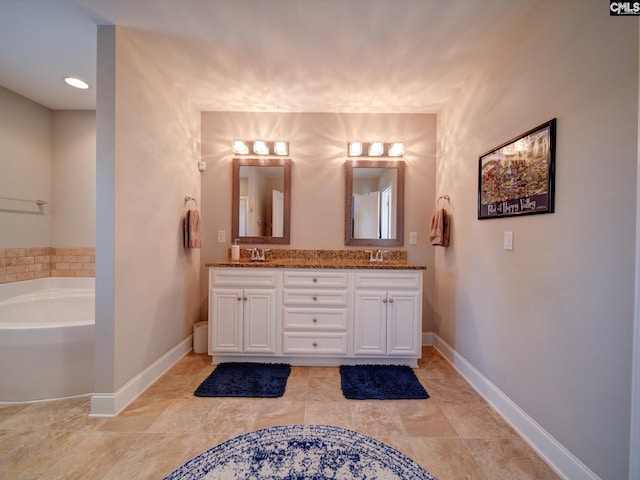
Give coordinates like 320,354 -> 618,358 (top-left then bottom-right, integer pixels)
63,77 -> 90,90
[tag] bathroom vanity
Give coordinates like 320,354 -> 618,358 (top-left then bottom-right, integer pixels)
206,251 -> 425,367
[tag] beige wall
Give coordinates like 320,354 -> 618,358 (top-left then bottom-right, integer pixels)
52,110 -> 96,247
0,86 -> 52,247
436,1 -> 637,478
200,112 -> 437,330
95,26 -> 201,394
0,88 -> 95,253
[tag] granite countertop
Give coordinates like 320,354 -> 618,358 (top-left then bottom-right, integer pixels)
205,249 -> 426,270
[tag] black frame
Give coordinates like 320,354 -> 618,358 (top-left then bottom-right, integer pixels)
478,118 -> 556,220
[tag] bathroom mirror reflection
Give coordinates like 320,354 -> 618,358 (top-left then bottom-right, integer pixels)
345,160 -> 404,247
232,158 -> 291,244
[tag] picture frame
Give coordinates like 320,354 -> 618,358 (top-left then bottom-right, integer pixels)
478,118 -> 556,220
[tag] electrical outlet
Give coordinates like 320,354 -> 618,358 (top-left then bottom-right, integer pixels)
409,231 -> 418,245
217,230 -> 226,243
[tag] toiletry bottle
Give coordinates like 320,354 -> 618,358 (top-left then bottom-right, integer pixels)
231,239 -> 240,261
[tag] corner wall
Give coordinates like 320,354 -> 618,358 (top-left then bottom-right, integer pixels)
436,1 -> 637,478
94,26 -> 201,407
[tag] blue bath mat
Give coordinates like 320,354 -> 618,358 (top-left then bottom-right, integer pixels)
194,362 -> 291,398
340,365 -> 429,400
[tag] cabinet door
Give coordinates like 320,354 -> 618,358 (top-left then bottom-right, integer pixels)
210,287 -> 243,353
387,291 -> 421,356
243,288 -> 277,354
353,290 -> 387,355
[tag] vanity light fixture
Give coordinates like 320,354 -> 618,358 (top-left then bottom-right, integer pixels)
348,141 -> 363,157
274,141 -> 288,156
232,140 -> 289,156
388,142 -> 405,157
368,142 -> 384,157
232,140 -> 250,155
347,141 -> 404,157
62,76 -> 90,90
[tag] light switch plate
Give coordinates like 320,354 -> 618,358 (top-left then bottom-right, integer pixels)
409,232 -> 418,245
504,231 -> 514,251
217,230 -> 226,243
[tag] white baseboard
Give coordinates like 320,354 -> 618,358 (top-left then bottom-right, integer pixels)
90,335 -> 192,418
422,331 -> 435,346
431,333 -> 600,480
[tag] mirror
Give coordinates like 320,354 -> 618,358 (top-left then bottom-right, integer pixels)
232,158 -> 291,244
345,160 -> 404,247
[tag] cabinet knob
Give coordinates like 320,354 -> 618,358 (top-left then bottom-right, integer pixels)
383,299 -> 388,304
389,298 -> 394,304
312,296 -> 317,301
243,296 -> 247,301
236,297 -> 242,302
312,342 -> 318,347
312,318 -> 318,323
313,278 -> 318,283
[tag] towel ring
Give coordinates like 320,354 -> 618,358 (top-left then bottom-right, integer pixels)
437,195 -> 450,207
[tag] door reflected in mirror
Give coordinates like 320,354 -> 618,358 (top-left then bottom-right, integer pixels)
232,158 -> 291,244
345,160 -> 404,247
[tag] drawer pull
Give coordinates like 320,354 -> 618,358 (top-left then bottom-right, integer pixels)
312,342 -> 318,347
312,318 -> 318,323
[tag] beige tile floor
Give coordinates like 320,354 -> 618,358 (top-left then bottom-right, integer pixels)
0,347 -> 560,479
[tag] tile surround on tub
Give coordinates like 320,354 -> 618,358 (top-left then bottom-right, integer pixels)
0,247 -> 95,284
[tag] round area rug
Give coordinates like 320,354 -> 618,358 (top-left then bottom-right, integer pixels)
164,424 -> 436,479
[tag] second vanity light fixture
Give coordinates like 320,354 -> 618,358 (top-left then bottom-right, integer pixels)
348,141 -> 404,157
232,140 -> 288,156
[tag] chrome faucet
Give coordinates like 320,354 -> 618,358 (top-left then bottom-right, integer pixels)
366,249 -> 388,262
248,248 -> 270,261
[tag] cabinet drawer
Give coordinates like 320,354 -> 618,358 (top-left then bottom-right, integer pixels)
210,268 -> 279,288
283,308 -> 348,330
283,289 -> 348,307
282,332 -> 348,355
283,271 -> 348,289
354,271 -> 422,290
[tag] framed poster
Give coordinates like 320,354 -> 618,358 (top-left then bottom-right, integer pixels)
478,118 -> 556,219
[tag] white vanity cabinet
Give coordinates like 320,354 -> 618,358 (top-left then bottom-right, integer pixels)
208,269 -> 279,355
353,271 -> 422,357
207,265 -> 423,366
282,270 -> 350,356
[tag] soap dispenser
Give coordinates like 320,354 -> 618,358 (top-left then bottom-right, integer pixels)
231,239 -> 240,261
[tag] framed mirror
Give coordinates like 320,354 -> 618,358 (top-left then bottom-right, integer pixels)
232,157 -> 291,244
345,159 -> 404,247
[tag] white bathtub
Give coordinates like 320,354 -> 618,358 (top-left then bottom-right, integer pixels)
0,277 -> 94,402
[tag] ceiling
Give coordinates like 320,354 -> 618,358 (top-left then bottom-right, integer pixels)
0,0 -> 537,113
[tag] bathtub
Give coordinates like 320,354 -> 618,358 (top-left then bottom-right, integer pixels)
0,277 -> 94,402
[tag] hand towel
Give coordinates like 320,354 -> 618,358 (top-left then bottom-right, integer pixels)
429,208 -> 450,247
184,209 -> 202,249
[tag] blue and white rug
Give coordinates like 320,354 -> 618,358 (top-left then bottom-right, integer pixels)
164,424 -> 436,479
